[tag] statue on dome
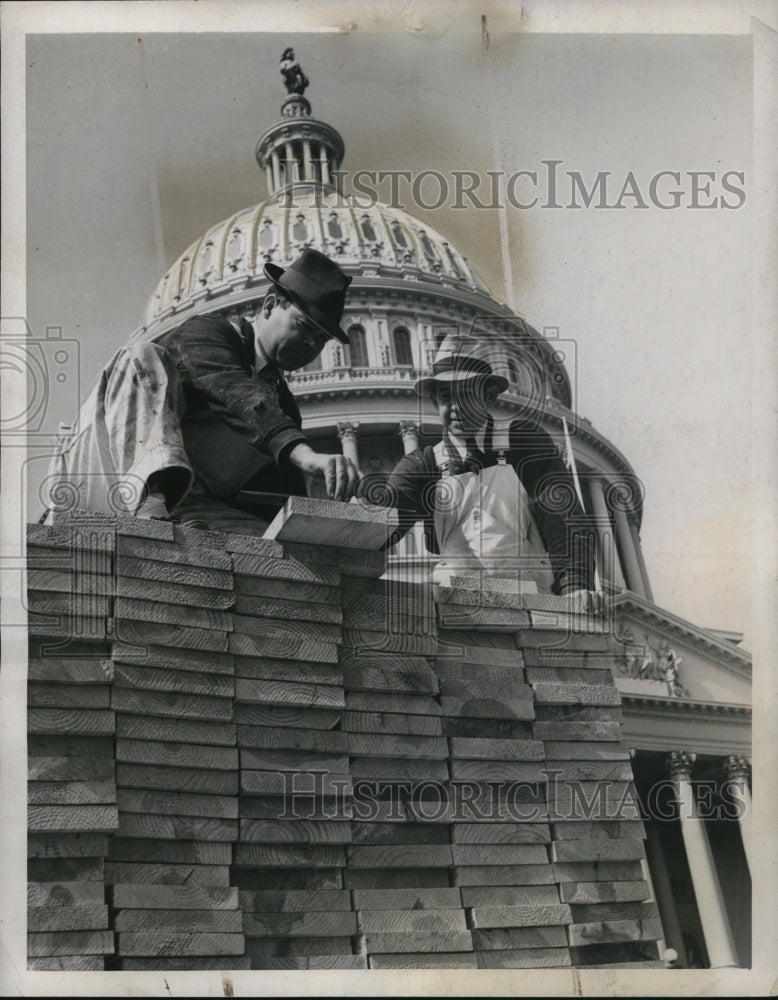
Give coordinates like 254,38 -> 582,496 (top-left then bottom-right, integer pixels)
280,48 -> 309,95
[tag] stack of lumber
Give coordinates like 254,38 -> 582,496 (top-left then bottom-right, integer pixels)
339,576 -> 470,968
108,521 -> 246,970
27,521 -> 117,970
521,622 -> 662,968
433,578 -> 661,969
25,500 -> 662,971
230,538 -> 359,970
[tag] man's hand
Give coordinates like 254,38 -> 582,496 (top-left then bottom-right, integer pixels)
565,589 -> 607,616
288,444 -> 360,501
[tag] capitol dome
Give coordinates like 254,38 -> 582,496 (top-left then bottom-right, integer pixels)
134,50 -> 647,595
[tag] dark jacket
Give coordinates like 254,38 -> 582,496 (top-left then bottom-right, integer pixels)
155,314 -> 308,500
367,416 -> 595,595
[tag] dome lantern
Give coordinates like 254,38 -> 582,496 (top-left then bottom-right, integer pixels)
255,48 -> 345,199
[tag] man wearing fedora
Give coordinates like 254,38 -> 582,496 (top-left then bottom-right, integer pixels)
44,248 -> 360,533
370,333 -> 596,599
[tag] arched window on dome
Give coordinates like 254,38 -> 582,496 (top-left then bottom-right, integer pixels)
327,214 -> 343,240
347,325 -> 369,369
393,327 -> 413,367
360,216 -> 377,243
292,215 -> 308,243
444,243 -> 463,278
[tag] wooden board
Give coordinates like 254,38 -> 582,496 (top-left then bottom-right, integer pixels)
240,747 -> 349,773
451,824 -> 550,846
263,496 -> 397,550
118,956 -> 251,970
114,663 -> 234,699
27,685 -> 110,710
239,819 -> 353,845
107,838 -> 231,865
111,688 -> 233,721
115,814 -> 238,843
29,757 -> 115,782
114,909 -> 243,932
451,865 -> 555,887
346,733 -> 447,760
450,845 -> 549,867
235,726 -> 347,754
116,932 -> 245,957
230,633 -> 340,662
567,916 -> 663,947
27,735 -> 114,759
111,884 -> 238,909
476,947 -> 571,968
558,881 -> 651,904
234,575 -> 340,604
470,925 -> 568,951
239,889 -> 351,912
27,905 -> 109,933
114,597 -> 233,632
341,662 -> 438,696
232,844 -> 345,868
27,857 -> 105,880
552,861 -> 645,884
28,781 -> 116,806
27,956 -> 105,971
467,904 -> 572,929
243,910 -> 358,937
531,684 -> 621,706
358,931 -> 473,954
459,886 -> 560,908
28,805 -> 118,834
234,657 -> 342,686
233,704 -> 342,729
344,692 -> 442,716
118,556 -> 232,589
357,909 -> 467,933
240,770 -> 352,798
116,574 -> 235,609
105,863 -> 230,885
232,552 -> 340,585
234,677 -> 345,709
341,711 -> 442,736
254,956 -> 367,969
115,739 -> 237,771
231,613 -> 342,645
111,641 -> 234,675
113,620 -> 229,653
369,953 -> 476,969
351,888 -> 462,911
116,788 -> 239,819
115,715 -> 236,746
27,930 -> 114,957
449,761 -> 547,782
116,534 -> 232,570
27,657 -> 113,685
346,845 -> 453,869
234,593 -> 342,623
27,881 -> 105,907
533,721 -> 622,741
116,762 -> 239,796
27,709 -> 115,736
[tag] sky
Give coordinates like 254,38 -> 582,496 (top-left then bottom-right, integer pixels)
19,12 -> 759,647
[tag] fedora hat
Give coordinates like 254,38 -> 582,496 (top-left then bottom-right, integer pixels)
264,248 -> 352,345
415,333 -> 510,396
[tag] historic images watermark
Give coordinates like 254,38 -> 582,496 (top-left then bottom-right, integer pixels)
274,771 -> 750,824
276,163 -> 748,212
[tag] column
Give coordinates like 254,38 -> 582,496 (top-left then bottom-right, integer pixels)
320,146 -> 331,186
398,421 -> 420,455
303,139 -> 313,182
666,751 -> 739,968
724,755 -> 753,873
337,421 -> 360,467
629,519 -> 655,602
271,151 -> 281,193
284,141 -> 295,184
588,476 -> 626,590
613,504 -> 647,598
264,164 -> 273,195
644,823 -> 689,966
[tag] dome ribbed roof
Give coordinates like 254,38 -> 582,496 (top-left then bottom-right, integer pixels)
141,187 -> 494,335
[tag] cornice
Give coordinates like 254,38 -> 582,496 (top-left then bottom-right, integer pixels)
620,694 -> 751,721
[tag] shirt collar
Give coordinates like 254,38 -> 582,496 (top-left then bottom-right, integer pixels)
445,424 -> 489,457
232,317 -> 272,377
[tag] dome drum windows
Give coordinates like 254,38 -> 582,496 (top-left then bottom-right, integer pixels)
392,326 -> 413,367
346,324 -> 369,369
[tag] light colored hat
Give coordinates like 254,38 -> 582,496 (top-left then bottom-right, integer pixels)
415,333 -> 510,396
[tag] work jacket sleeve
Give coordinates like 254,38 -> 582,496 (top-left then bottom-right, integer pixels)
361,449 -> 436,552
163,316 -> 307,464
509,420 -> 596,594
